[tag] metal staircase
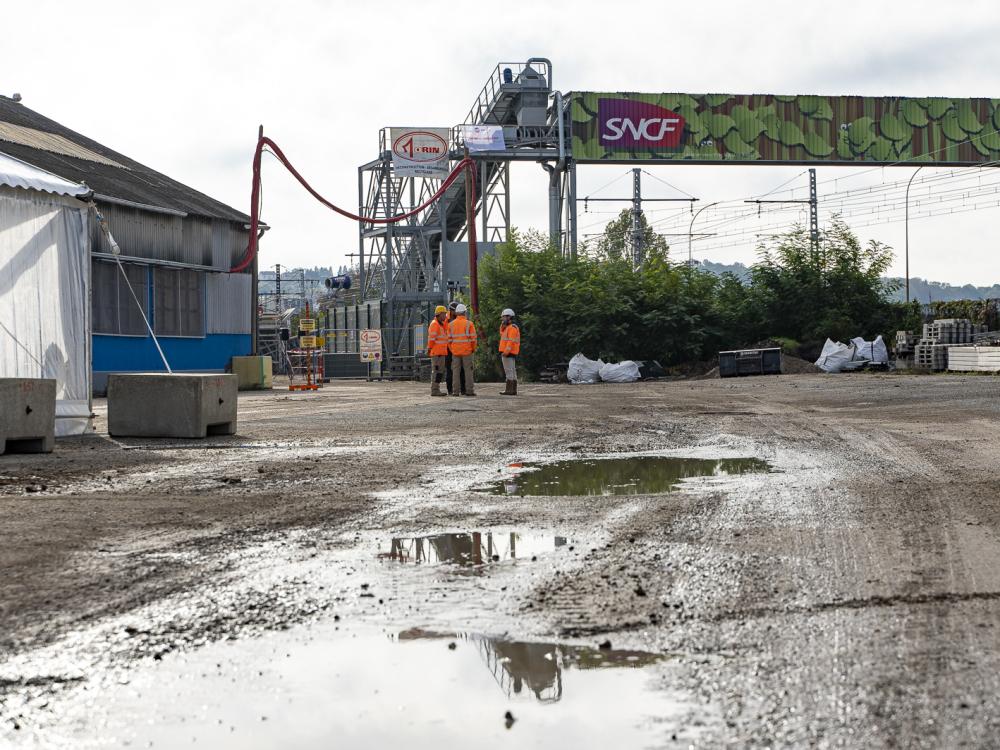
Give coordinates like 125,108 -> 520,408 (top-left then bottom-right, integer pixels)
344,59 -> 563,374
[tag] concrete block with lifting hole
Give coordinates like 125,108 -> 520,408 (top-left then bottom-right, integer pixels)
0,378 -> 56,454
107,374 -> 238,439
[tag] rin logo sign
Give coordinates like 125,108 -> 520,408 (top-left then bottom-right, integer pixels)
598,98 -> 685,149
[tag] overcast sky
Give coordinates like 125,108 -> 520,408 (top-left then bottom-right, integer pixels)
6,0 -> 1000,286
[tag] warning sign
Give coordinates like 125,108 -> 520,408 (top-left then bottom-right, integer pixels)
299,318 -> 316,332
360,329 -> 382,362
299,335 -> 317,349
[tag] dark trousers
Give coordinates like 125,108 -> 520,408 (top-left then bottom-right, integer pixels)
445,352 -> 466,394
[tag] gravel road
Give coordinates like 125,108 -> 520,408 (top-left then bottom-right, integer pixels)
2,373 -> 999,748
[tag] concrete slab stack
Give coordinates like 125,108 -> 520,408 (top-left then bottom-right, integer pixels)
910,318 -> 986,371
0,378 -> 56,454
947,346 -> 1000,372
107,374 -> 238,439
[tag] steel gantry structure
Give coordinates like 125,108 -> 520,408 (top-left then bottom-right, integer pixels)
337,60 -> 1000,376
351,58 -> 578,376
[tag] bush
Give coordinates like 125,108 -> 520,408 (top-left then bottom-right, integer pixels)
476,219 -> 915,376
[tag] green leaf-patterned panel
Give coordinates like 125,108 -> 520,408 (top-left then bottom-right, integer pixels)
569,93 -> 1000,165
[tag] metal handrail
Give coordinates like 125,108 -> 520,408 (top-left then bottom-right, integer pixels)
461,60 -> 551,127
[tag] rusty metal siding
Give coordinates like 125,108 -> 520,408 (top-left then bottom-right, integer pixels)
90,200 -> 249,269
206,272 -> 252,334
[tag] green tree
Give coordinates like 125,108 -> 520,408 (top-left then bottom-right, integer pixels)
477,217 -> 917,377
589,208 -> 669,263
739,217 -> 918,353
477,229 -> 720,377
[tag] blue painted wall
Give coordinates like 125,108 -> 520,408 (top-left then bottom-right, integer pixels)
93,333 -> 252,373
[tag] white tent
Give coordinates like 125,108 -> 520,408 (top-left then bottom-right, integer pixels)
0,151 -> 92,436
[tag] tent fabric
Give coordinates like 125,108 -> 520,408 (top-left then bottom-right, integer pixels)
0,151 -> 91,198
0,187 -> 91,436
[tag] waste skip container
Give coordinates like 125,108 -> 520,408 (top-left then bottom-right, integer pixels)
718,348 -> 782,378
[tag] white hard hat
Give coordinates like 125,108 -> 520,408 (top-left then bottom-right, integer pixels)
455,303 -> 468,314
501,308 -> 515,318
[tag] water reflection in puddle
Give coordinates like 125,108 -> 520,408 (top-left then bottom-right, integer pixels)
481,456 -> 771,497
400,628 -> 663,703
45,626 -> 678,749
380,532 -> 566,565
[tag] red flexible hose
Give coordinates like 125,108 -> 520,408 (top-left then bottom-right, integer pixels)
231,133 -> 478,317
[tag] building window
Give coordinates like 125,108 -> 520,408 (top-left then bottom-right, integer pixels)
154,267 -> 205,337
92,260 -> 149,336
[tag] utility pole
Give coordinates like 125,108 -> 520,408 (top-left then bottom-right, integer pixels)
631,168 -> 643,269
745,168 -> 820,269
582,171 -> 697,268
904,165 -> 926,304
808,167 -> 819,268
275,263 -> 282,313
688,202 -> 720,266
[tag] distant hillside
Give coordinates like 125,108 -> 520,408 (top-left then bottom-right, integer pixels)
692,259 -> 751,281
884,278 -> 1000,303
692,260 -> 999,302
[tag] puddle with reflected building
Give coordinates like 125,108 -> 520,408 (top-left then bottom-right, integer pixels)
379,531 -> 566,566
37,625 -> 679,749
481,456 -> 771,497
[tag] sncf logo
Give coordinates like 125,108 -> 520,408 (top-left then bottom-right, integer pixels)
598,98 -> 685,149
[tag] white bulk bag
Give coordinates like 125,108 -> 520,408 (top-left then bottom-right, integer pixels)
567,353 -> 604,384
599,360 -> 641,383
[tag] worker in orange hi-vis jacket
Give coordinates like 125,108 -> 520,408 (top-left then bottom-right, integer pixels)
427,305 -> 450,397
448,303 -> 477,397
498,308 -> 521,396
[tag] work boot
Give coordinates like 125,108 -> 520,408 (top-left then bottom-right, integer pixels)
511,381 -> 518,396
463,389 -> 477,397
500,380 -> 514,396
431,387 -> 446,397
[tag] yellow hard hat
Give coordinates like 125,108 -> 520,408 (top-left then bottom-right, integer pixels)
434,305 -> 447,315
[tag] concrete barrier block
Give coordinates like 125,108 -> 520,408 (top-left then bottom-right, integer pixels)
107,374 -> 238,439
231,356 -> 273,390
0,378 -> 56,454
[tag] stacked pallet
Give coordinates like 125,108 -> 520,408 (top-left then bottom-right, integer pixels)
922,319 -> 981,344
913,342 -> 949,371
947,346 -> 1000,372
912,318 -> 983,371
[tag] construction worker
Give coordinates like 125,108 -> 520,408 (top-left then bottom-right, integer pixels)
449,303 -> 477,397
428,305 -> 450,397
445,301 -> 466,396
498,308 -> 520,396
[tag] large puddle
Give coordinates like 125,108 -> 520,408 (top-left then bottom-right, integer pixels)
380,531 -> 567,565
481,456 -> 771,497
27,625 -> 680,749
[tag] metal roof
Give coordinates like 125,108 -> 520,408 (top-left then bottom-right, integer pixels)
0,150 -> 91,197
0,95 -> 251,224
0,121 -> 126,168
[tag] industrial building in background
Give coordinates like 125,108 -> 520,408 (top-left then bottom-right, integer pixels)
0,94 -> 258,394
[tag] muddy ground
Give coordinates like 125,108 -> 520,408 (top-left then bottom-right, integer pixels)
2,373 -> 1000,748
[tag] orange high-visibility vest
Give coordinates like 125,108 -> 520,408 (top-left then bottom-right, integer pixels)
428,318 -> 450,356
449,316 -> 477,356
499,323 -> 521,356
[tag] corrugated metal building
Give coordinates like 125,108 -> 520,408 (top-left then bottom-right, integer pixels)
0,94 -> 258,392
